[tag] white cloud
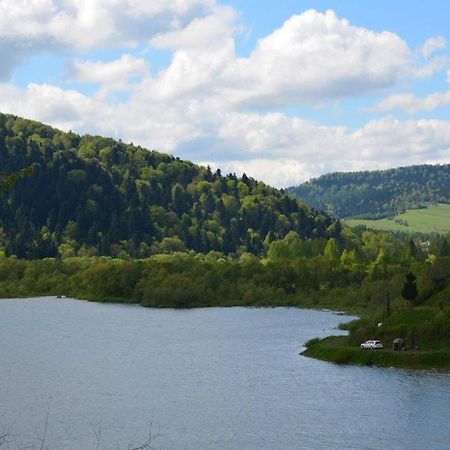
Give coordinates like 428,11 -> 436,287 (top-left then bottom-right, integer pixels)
414,55 -> 448,78
0,82 -> 202,150
0,82 -> 104,131
218,112 -> 347,159
67,54 -> 150,98
0,0 -> 222,78
127,9 -> 424,110
371,68 -> 450,114
125,0 -> 214,18
150,4 -> 237,50
421,36 -> 447,59
351,117 -> 450,162
0,4 -> 432,105
1,7 -> 450,188
221,9 -> 413,108
371,91 -> 450,114
134,39 -> 236,101
213,113 -> 450,185
3,77 -> 450,187
206,158 -> 318,188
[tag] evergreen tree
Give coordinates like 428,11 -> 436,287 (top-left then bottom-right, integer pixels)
401,272 -> 418,305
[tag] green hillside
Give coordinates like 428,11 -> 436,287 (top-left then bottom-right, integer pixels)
287,164 -> 450,219
345,203 -> 450,234
0,113 -> 335,259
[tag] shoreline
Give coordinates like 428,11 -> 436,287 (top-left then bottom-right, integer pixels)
301,335 -> 450,370
2,295 -> 448,370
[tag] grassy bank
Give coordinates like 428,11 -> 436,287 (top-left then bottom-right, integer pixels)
302,336 -> 450,369
302,305 -> 450,370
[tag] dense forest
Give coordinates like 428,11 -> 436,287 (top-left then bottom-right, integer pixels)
0,113 -> 335,259
287,165 -> 450,219
1,229 -> 449,310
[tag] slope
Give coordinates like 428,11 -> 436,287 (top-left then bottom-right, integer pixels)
287,164 -> 450,219
0,113 -> 335,259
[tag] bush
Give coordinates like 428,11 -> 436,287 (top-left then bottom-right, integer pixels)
304,337 -> 321,347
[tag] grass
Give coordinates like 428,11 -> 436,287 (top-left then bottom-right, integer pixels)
302,305 -> 450,370
344,203 -> 450,234
302,335 -> 450,369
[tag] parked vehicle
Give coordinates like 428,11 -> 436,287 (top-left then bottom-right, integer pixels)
360,340 -> 383,349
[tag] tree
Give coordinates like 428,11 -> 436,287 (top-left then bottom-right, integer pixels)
0,166 -> 34,191
401,272 -> 418,305
160,236 -> 185,254
370,248 -> 387,279
324,238 -> 340,261
439,239 -> 450,257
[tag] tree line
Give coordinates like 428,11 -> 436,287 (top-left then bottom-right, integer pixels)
1,230 -> 449,314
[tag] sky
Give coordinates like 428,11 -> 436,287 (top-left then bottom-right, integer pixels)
1,0 -> 450,187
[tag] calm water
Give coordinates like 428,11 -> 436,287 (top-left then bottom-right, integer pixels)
0,298 -> 449,449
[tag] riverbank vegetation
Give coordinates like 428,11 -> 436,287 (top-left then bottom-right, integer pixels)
1,240 -> 449,370
2,228 -> 447,309
1,230 -> 449,369
302,335 -> 450,369
300,238 -> 450,369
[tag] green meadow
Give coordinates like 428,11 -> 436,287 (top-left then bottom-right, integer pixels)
345,203 -> 450,234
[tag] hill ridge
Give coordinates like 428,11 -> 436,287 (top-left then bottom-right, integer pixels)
0,112 -> 335,259
287,163 -> 450,219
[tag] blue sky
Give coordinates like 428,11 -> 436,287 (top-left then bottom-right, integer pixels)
1,0 -> 449,186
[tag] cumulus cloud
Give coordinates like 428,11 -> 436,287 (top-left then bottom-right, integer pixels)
1,6 -> 450,187
206,158 -> 320,189
219,112 -> 450,169
141,9 -> 428,109
0,82 -> 108,131
222,9 -> 413,108
0,0 -> 221,78
421,36 -> 447,59
150,4 -> 237,50
371,91 -> 450,114
371,68 -> 450,114
67,54 -> 150,98
5,78 -> 449,187
0,82 -> 202,150
134,39 -> 236,102
212,113 -> 450,185
0,0 -> 216,48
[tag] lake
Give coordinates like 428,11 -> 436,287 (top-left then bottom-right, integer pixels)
0,297 -> 449,449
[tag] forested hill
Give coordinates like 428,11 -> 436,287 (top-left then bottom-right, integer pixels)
0,113 -> 336,259
287,164 -> 450,219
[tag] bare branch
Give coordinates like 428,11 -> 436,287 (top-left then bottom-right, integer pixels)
90,422 -> 102,450
128,424 -> 160,450
38,411 -> 50,450
0,432 -> 8,447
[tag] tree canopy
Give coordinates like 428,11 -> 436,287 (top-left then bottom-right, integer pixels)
0,113 -> 335,259
287,165 -> 450,219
